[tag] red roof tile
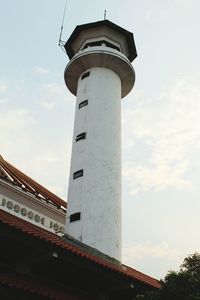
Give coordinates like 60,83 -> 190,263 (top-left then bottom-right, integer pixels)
0,209 -> 161,289
0,155 -> 67,210
124,265 -> 161,288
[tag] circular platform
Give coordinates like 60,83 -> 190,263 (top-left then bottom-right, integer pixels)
64,47 -> 135,98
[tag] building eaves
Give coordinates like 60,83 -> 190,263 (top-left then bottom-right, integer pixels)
0,209 -> 161,289
0,155 -> 67,210
0,270 -> 79,300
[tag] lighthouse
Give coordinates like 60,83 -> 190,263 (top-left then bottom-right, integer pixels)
64,20 -> 137,261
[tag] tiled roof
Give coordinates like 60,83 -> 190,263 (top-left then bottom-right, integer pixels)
0,270 -> 72,300
0,155 -> 67,210
124,265 -> 161,288
0,209 -> 161,289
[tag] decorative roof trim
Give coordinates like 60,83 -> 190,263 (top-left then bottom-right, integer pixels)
0,155 -> 67,209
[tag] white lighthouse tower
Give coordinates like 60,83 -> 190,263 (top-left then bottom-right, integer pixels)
64,20 -> 137,261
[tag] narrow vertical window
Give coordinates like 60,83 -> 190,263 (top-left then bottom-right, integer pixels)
75,132 -> 87,142
70,212 -> 81,223
81,71 -> 90,80
73,169 -> 83,179
79,100 -> 88,109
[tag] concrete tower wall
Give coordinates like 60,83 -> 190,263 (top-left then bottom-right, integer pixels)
64,20 -> 136,262
66,67 -> 122,260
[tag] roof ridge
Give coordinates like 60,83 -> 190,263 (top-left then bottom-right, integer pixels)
0,155 -> 67,209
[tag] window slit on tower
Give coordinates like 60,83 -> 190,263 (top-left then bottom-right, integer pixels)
81,71 -> 90,80
75,132 -> 87,142
79,100 -> 88,109
73,169 -> 83,179
70,212 -> 81,223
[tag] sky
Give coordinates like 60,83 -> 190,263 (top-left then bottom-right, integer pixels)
0,0 -> 200,279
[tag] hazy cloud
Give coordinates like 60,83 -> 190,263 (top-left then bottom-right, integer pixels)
34,66 -> 50,74
41,83 -> 66,110
0,98 -> 8,104
122,77 -> 200,195
0,108 -> 34,132
144,1 -> 191,22
145,9 -> 155,22
122,241 -> 184,278
42,100 -> 56,110
0,105 -> 70,200
43,83 -> 64,95
0,82 -> 8,92
123,241 -> 182,261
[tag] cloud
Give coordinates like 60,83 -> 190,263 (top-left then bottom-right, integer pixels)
144,1 -> 191,22
0,82 -> 8,92
122,77 -> 200,195
0,108 -> 34,132
0,98 -> 8,104
122,241 -> 184,278
43,83 -> 64,95
0,107 -> 36,158
123,161 -> 192,196
23,150 -> 69,199
41,83 -> 66,110
123,242 -> 182,262
34,66 -> 50,74
0,72 -> 73,200
0,107 -> 37,174
145,9 -> 155,22
42,100 -> 56,110
0,105 -> 70,200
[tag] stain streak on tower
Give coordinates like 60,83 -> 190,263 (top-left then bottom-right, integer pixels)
64,20 -> 137,261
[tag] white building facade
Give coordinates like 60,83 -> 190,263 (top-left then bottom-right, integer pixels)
0,155 -> 66,234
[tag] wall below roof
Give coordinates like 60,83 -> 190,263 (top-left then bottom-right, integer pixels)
0,180 -> 65,234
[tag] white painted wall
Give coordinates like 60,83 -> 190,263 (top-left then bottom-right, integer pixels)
0,181 -> 66,235
65,67 -> 122,260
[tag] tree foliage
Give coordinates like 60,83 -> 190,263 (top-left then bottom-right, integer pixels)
140,253 -> 200,300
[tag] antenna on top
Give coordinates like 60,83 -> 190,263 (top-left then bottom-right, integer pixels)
58,0 -> 68,53
104,10 -> 107,20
